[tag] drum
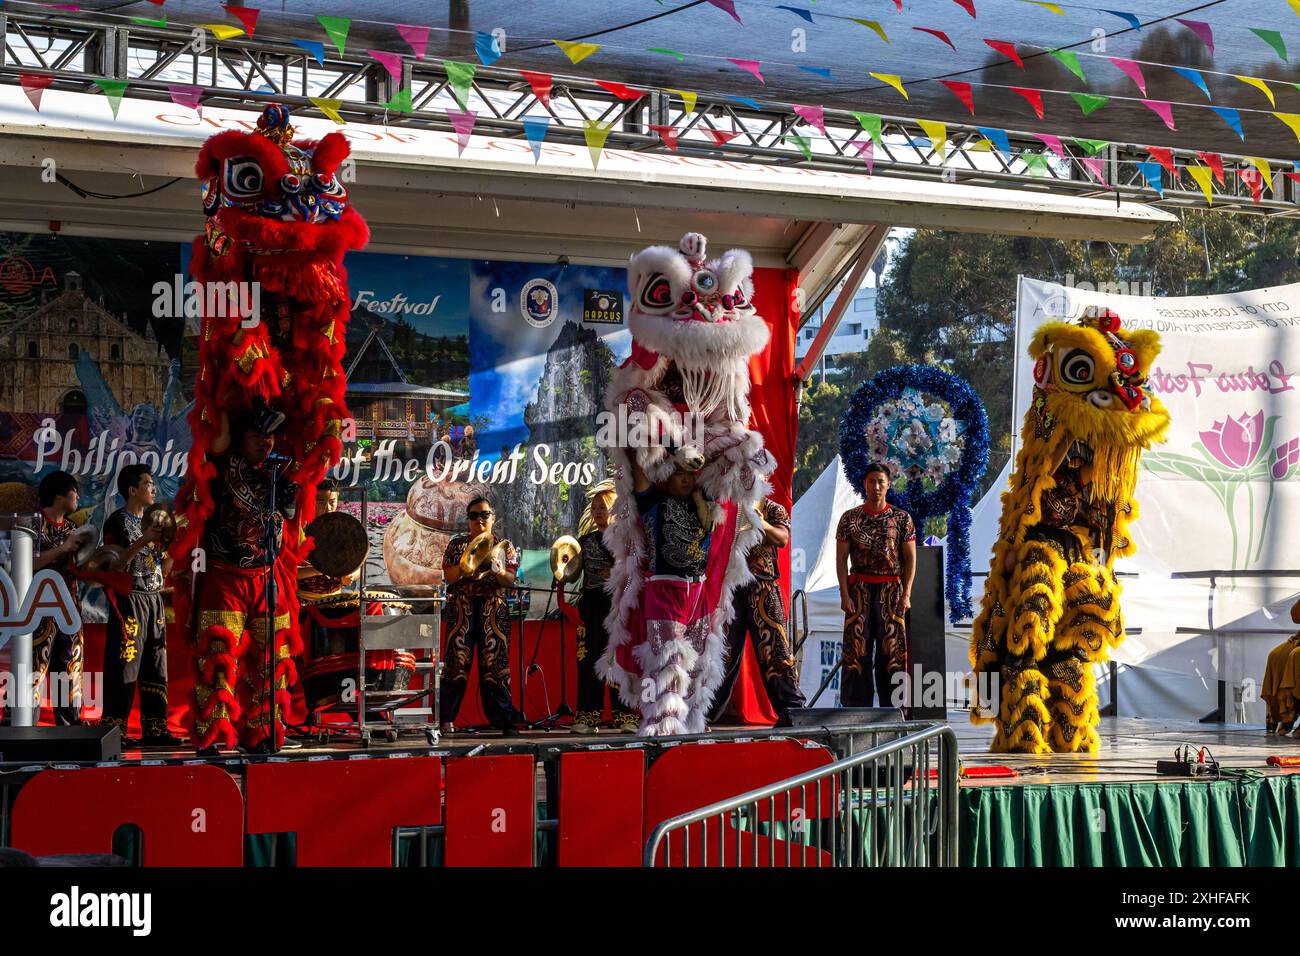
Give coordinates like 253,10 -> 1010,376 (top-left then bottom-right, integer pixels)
300,589 -> 416,714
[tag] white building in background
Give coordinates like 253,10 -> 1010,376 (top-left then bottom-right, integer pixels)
796,237 -> 895,379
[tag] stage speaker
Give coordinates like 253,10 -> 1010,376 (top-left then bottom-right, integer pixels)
0,724 -> 121,763
905,544 -> 948,720
778,707 -> 903,730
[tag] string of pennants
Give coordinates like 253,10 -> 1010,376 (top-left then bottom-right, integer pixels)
12,0 -> 1300,203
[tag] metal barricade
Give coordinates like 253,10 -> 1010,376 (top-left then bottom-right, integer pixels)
643,723 -> 959,867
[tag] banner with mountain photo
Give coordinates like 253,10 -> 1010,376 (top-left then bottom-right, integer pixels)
1007,276 -> 1300,718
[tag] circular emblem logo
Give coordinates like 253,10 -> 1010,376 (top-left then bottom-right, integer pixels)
521,278 -> 559,328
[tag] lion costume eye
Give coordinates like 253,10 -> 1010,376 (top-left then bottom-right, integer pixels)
1059,348 -> 1096,386
639,274 -> 674,311
222,158 -> 265,200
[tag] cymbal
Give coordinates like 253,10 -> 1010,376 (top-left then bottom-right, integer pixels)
68,524 -> 100,566
459,531 -> 495,575
143,502 -> 177,547
81,544 -> 124,573
550,535 -> 582,583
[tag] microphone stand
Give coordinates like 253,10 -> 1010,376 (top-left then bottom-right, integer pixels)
262,455 -> 281,755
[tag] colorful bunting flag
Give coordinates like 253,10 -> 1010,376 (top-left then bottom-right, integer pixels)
1048,50 -> 1086,84
647,124 -> 679,152
1234,75 -> 1275,106
1175,19 -> 1213,55
19,73 -> 53,112
852,112 -> 883,149
293,40 -> 325,66
704,128 -> 742,146
1211,107 -> 1244,140
914,28 -> 956,51
984,39 -> 1023,68
1109,58 -> 1145,95
94,79 -> 128,118
1250,28 -> 1286,60
1070,92 -> 1109,116
199,24 -> 243,41
1074,138 -> 1109,155
523,116 -> 550,162
941,80 -> 975,115
851,19 -> 890,43
799,66 -> 836,81
777,6 -> 815,23
448,109 -> 478,156
1187,164 -> 1215,204
1142,100 -> 1176,131
1034,133 -> 1065,159
309,97 -> 346,125
1081,156 -> 1109,186
669,89 -> 697,114
1023,1 -> 1064,14
553,40 -> 600,64
1274,112 -> 1300,145
1010,87 -> 1044,119
1146,146 -> 1176,178
793,104 -> 827,136
168,84 -> 204,114
1136,161 -> 1163,196
384,88 -> 414,113
445,61 -> 476,109
1198,151 -> 1225,184
728,59 -> 765,83
317,15 -> 350,56
978,126 -> 1011,159
521,71 -> 553,107
1247,156 -> 1273,185
475,32 -> 502,66
1101,10 -> 1141,31
707,0 -> 743,24
850,139 -> 874,174
1023,153 -> 1051,176
730,96 -> 763,110
396,24 -> 431,59
917,120 -> 949,160
223,4 -> 258,36
871,73 -> 908,100
130,15 -> 167,27
785,133 -> 814,161
584,119 -> 615,168
647,48 -> 686,62
1171,66 -> 1210,99
596,81 -> 646,100
368,50 -> 404,81
953,0 -> 977,18
1239,168 -> 1264,204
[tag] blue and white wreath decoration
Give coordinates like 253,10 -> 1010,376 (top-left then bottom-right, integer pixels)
840,365 -> 990,622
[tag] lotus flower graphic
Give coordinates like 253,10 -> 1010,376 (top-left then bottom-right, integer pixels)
1199,412 -> 1264,469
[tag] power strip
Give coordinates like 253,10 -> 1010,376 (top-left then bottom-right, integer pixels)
1156,759 -> 1220,777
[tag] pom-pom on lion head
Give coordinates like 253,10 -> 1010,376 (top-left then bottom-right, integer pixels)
627,233 -> 770,419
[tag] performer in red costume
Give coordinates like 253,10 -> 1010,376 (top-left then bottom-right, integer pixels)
170,103 -> 368,754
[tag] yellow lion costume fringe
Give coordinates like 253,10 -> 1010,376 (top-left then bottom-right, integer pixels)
969,308 -> 1169,753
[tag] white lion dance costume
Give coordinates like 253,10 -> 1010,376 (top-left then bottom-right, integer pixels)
597,233 -> 775,736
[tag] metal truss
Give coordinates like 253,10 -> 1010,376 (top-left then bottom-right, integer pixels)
2,7 -> 1298,218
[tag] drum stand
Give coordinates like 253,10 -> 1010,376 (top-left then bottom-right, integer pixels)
521,582 -> 573,729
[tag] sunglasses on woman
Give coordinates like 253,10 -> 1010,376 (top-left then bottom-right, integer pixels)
468,510 -> 493,520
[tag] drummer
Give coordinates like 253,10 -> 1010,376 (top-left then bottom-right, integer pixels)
440,495 -> 520,734
297,478 -> 353,598
101,464 -> 180,746
297,478 -> 358,660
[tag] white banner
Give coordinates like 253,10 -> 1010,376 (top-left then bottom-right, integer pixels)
1007,277 -> 1300,718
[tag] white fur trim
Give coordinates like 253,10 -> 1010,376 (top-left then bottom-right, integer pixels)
628,311 -> 769,368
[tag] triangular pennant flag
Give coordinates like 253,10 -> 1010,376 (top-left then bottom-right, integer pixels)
1048,49 -> 1086,84
785,132 -> 814,161
1247,156 -> 1273,186
368,49 -> 404,81
889,0 -> 902,9
293,40 -> 325,66
799,66 -> 836,81
1109,58 -> 1145,95
1136,160 -> 1164,196
871,73 -> 908,100
1234,75 -> 1274,106
917,119 -> 948,160
1010,87 -> 1044,119
968,137 -> 993,153
553,39 -> 600,64
596,81 -> 647,100
1198,151 -> 1225,184
168,84 -> 204,114
1187,164 -> 1215,204
914,28 -> 956,51
1074,138 -> 1109,155
777,5 -> 815,23
309,97 -> 346,125
19,73 -> 53,112
1034,132 -> 1065,159
1175,19 -> 1213,55
793,105 -> 827,135
523,116 -> 550,162
445,61 -> 476,109
941,80 -> 975,115
1211,107 -> 1244,140
648,124 -> 679,152
1023,1 -> 1064,14
852,112 -> 883,148
1290,0 -> 1300,15
223,5 -> 259,36
977,126 -> 1011,159
1101,10 -> 1141,30
728,59 -> 764,83
647,48 -> 686,62
475,32 -> 503,66
1147,146 -> 1176,177
669,89 -> 697,114
953,0 -> 978,17
521,71 -> 553,107
317,15 -> 351,56
131,15 -> 167,27
1250,28 -> 1286,60
730,95 -> 763,110
583,119 -> 615,168
851,19 -> 890,43
850,138 -> 875,174
984,39 -> 1023,68
1142,99 -> 1176,131
1171,66 -> 1210,99
1070,92 -> 1109,116
94,79 -> 128,118
707,0 -> 743,23
199,24 -> 244,41
396,24 -> 430,59
1081,156 -> 1109,186
447,108 -> 478,155
1274,112 -> 1300,145
704,128 -> 742,146
1239,168 -> 1264,204
384,87 -> 414,113
1023,153 -> 1050,176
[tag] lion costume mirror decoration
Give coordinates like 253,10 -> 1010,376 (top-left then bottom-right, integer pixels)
969,307 -> 1169,753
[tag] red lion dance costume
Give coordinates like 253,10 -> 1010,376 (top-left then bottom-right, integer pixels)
597,233 -> 774,736
171,104 -> 368,751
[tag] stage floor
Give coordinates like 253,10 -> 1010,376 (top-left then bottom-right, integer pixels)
37,712 -> 1296,789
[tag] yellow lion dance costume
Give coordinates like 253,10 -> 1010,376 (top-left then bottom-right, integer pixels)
970,308 -> 1169,753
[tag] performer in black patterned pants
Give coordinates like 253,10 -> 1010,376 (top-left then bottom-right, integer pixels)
708,497 -> 805,724
440,496 -> 519,733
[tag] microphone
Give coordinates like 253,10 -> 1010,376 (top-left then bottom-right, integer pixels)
265,451 -> 292,464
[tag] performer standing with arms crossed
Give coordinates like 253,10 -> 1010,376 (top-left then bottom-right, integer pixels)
835,463 -> 916,710
102,465 -> 181,745
440,496 -> 520,734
